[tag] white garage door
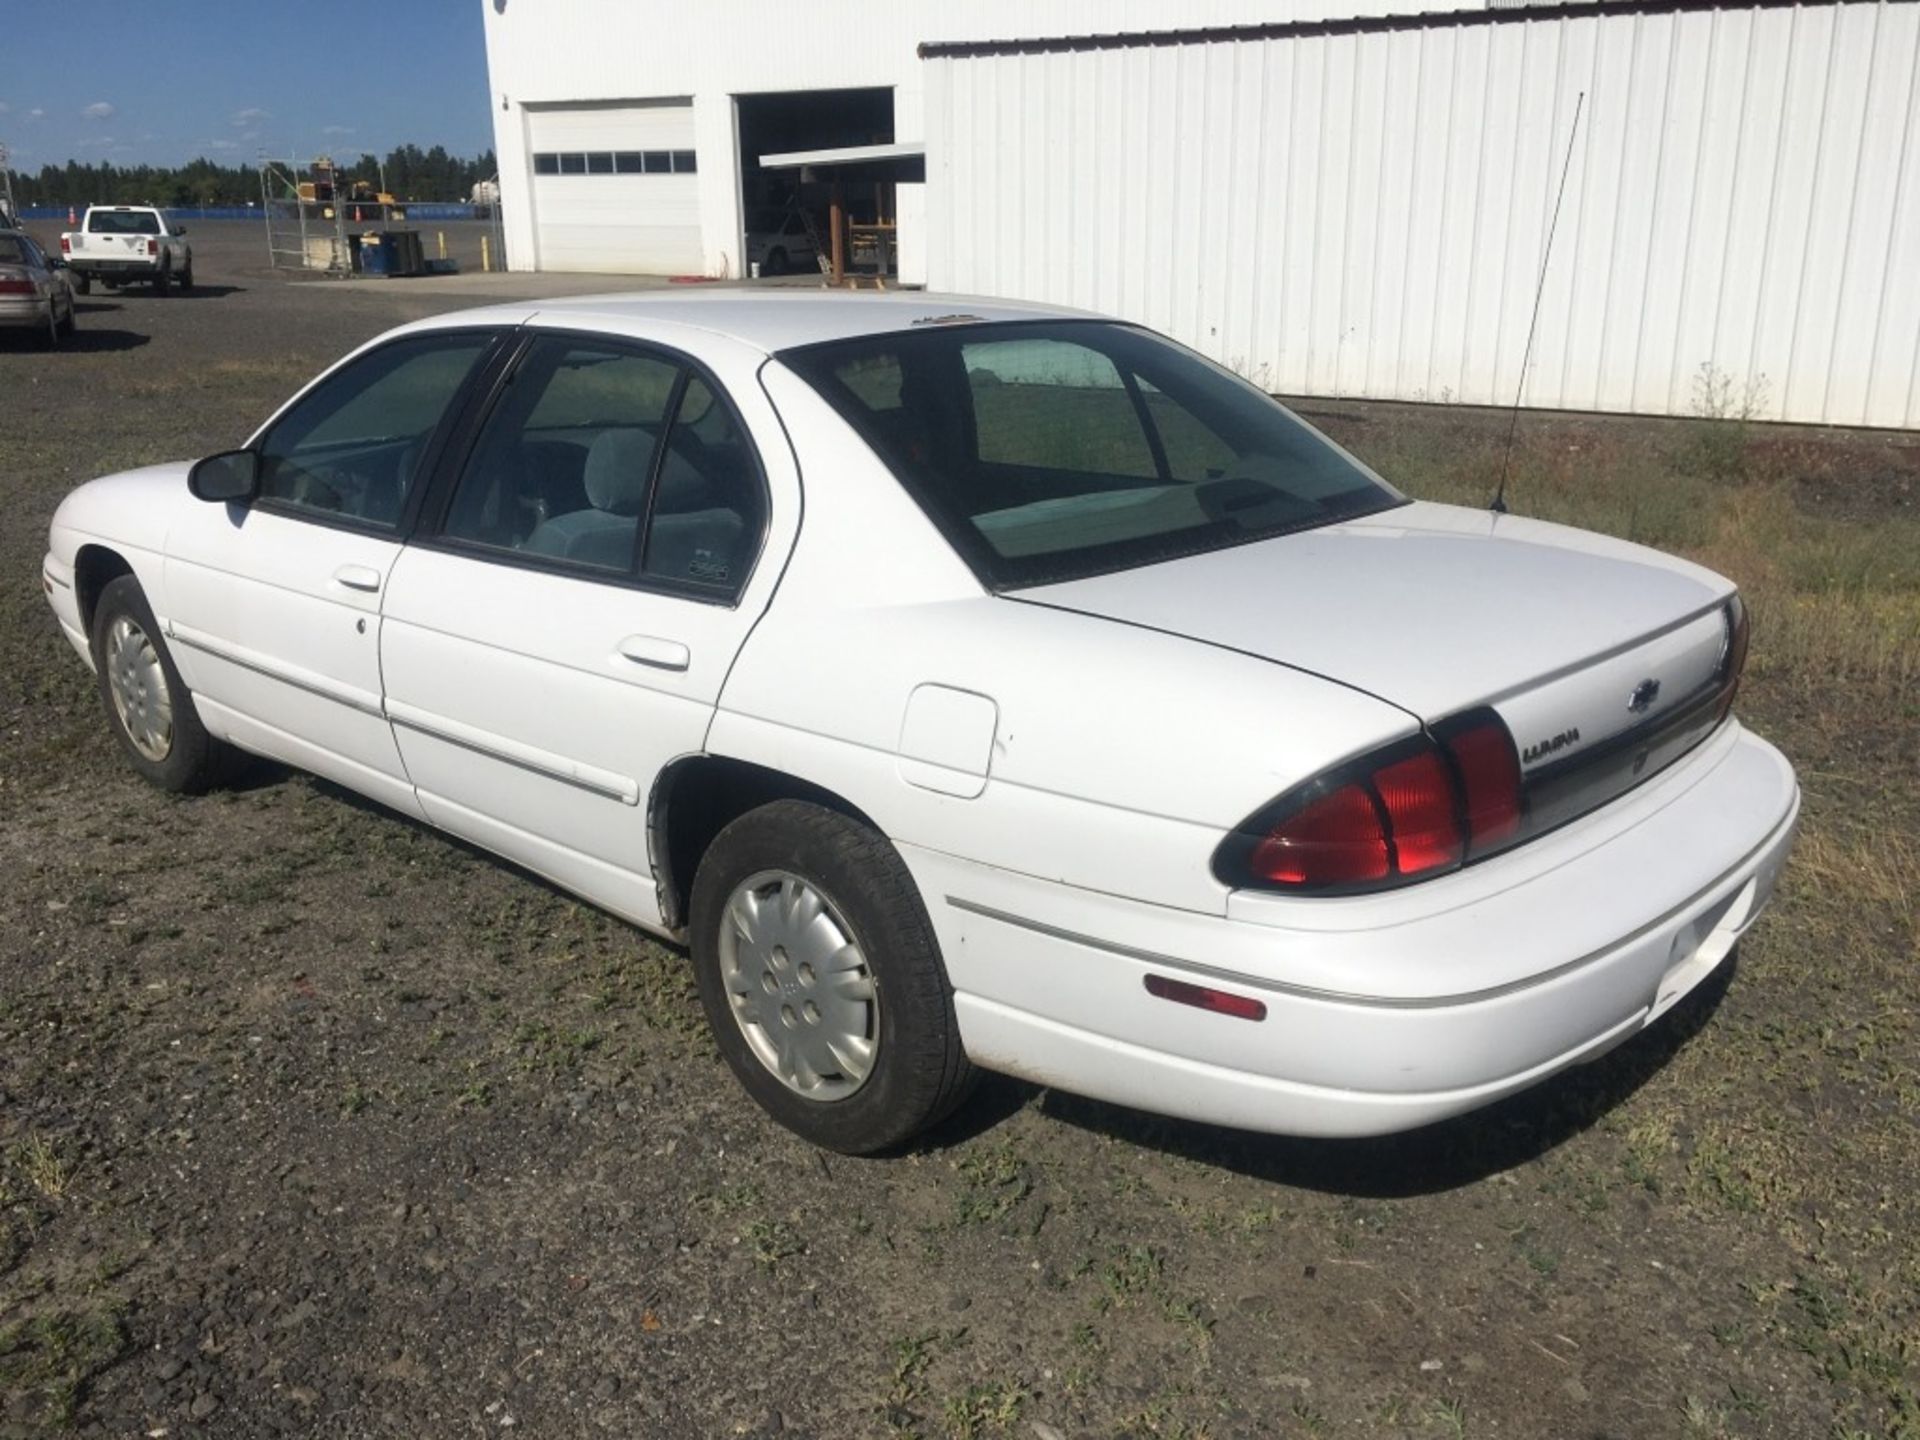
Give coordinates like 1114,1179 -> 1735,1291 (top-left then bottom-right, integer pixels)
525,101 -> 701,274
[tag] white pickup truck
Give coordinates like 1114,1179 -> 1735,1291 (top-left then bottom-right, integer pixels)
59,205 -> 194,294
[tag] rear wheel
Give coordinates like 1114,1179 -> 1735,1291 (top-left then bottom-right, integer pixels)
177,259 -> 194,292
57,292 -> 77,336
38,302 -> 59,349
689,800 -> 978,1153
153,262 -> 171,296
90,576 -> 231,793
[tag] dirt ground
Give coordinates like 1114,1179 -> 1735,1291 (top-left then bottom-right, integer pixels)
1,222 -> 1916,1440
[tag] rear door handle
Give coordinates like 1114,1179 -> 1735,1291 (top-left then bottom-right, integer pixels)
617,634 -> 691,672
333,564 -> 383,593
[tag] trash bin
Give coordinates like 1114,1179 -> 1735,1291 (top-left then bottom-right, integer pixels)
390,230 -> 425,277
359,233 -> 394,277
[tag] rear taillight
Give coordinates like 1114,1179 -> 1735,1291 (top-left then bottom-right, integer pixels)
1718,595 -> 1750,717
0,279 -> 34,296
1219,709 -> 1525,895
59,236 -> 71,253
146,239 -> 159,256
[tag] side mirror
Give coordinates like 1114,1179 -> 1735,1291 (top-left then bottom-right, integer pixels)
188,449 -> 261,504
174,225 -> 188,235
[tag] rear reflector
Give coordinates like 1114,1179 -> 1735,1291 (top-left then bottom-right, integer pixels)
1144,974 -> 1267,1022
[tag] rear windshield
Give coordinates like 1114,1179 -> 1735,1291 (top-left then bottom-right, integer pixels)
781,320 -> 1403,588
87,210 -> 161,235
0,237 -> 27,265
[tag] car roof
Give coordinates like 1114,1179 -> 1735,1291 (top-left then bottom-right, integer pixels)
406,290 -> 1096,357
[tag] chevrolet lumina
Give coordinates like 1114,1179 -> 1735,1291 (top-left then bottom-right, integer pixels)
41,293 -> 1799,1153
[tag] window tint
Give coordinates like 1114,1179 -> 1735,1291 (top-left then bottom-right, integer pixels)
558,153 -> 587,175
783,322 -> 1403,588
441,339 -> 680,573
533,153 -> 560,176
615,151 -> 644,174
640,375 -> 765,592
0,236 -> 27,265
256,334 -> 491,529
963,339 -> 1158,480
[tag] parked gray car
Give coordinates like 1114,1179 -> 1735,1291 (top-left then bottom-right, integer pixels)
0,229 -> 77,348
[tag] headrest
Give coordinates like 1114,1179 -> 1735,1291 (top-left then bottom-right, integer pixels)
583,429 -> 654,516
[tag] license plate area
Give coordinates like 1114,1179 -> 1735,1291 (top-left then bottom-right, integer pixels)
1646,877 -> 1756,1026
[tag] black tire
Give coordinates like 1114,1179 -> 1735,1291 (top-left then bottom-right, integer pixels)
90,575 -> 231,793
37,302 -> 59,350
74,272 -> 92,296
57,293 -> 77,336
763,246 -> 788,277
177,260 -> 194,293
153,262 -> 171,296
689,800 -> 978,1153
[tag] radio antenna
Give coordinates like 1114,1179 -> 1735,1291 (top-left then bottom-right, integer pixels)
1492,89 -> 1586,515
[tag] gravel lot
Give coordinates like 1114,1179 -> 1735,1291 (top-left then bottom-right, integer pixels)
1,222 -> 1916,1440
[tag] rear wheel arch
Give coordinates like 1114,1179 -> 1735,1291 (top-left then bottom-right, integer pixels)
649,754 -> 884,932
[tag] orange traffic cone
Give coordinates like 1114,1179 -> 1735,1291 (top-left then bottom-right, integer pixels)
353,205 -> 362,222
68,205 -> 77,226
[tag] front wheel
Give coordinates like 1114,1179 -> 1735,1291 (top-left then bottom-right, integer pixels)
91,575 -> 232,793
689,800 -> 978,1153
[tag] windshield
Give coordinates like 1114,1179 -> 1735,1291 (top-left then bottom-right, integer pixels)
780,320 -> 1404,588
88,210 -> 161,235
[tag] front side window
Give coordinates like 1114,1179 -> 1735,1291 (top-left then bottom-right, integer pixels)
782,321 -> 1404,588
256,332 -> 494,529
438,338 -> 766,594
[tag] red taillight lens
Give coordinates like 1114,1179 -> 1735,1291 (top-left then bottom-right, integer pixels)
0,279 -> 34,295
1440,716 -> 1522,849
1222,711 -> 1528,894
1248,781 -> 1388,886
59,236 -> 71,253
146,239 -> 159,255
1372,748 -> 1462,875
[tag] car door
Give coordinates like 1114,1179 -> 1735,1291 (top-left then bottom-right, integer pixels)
163,328 -> 503,817
379,331 -> 777,928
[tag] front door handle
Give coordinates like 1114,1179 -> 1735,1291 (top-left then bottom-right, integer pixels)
617,634 -> 691,672
333,564 -> 383,593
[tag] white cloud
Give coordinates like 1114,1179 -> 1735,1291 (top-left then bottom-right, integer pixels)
81,101 -> 116,120
27,107 -> 45,120
230,107 -> 271,128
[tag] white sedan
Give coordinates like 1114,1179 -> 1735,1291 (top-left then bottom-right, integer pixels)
42,293 -> 1799,1153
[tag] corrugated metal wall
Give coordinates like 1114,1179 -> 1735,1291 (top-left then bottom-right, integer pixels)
926,2 -> 1920,428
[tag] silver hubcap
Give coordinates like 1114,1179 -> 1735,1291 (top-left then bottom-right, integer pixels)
105,615 -> 173,761
720,871 -> 879,1102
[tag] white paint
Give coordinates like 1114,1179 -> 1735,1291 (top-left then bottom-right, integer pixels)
45,291 -> 1801,1142
481,0 -> 1489,279
926,2 -> 1920,427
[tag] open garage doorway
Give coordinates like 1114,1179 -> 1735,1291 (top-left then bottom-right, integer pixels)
736,87 -> 893,277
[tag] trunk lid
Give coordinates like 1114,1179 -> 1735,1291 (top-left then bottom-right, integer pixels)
1018,501 -> 1735,773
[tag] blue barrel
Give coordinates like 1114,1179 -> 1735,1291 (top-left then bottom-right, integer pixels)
359,233 -> 394,277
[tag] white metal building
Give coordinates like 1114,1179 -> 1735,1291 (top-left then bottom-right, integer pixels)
482,0 -> 1920,427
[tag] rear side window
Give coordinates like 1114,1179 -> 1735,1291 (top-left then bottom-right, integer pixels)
436,337 -> 767,596
782,321 -> 1404,588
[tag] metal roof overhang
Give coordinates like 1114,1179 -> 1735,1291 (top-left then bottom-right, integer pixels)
757,141 -> 926,184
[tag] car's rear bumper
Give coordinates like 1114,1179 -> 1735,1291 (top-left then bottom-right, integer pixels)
69,259 -> 159,275
0,295 -> 52,327
908,720 -> 1798,1137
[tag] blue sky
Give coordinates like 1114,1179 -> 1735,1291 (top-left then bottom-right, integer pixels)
0,0 -> 493,170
